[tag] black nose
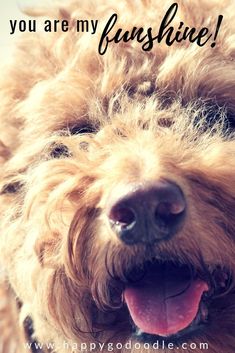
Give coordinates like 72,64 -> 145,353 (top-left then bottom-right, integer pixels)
107,180 -> 186,245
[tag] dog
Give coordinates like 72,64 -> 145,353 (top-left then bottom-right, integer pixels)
0,0 -> 235,352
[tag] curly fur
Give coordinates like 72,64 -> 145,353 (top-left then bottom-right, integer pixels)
0,0 -> 235,352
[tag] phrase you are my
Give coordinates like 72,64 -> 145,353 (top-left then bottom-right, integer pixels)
9,3 -> 223,55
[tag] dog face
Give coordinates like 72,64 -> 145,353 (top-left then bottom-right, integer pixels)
0,1 -> 235,353
58,101 -> 235,350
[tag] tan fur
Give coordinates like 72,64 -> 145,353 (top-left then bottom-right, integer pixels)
0,0 -> 235,352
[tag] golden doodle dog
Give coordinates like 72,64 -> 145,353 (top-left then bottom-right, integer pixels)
0,0 -> 235,352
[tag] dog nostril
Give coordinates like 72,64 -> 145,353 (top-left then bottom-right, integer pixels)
155,201 -> 185,229
110,207 -> 136,228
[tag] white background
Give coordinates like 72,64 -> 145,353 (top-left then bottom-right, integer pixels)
0,0 -> 34,59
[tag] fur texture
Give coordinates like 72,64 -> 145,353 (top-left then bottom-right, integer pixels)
0,0 -> 235,352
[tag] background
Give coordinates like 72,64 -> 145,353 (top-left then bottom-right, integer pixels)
0,0 -> 33,59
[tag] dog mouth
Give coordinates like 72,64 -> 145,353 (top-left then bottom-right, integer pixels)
121,260 -> 230,339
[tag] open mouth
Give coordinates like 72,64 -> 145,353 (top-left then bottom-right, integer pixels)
122,260 -> 230,339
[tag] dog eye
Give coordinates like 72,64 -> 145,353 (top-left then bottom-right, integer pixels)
226,110 -> 235,131
197,105 -> 235,135
70,124 -> 97,135
1,181 -> 23,194
49,143 -> 71,159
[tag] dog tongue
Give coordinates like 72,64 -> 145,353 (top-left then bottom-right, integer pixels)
124,264 -> 208,337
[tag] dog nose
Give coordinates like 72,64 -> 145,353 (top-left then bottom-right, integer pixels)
107,180 -> 186,245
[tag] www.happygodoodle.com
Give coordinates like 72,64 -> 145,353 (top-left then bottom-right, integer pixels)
24,340 -> 209,351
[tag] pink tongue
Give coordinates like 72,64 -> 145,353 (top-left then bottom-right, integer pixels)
124,265 -> 208,337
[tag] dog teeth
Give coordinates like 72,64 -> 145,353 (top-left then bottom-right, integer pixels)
213,267 -> 229,288
199,302 -> 208,322
135,328 -> 144,336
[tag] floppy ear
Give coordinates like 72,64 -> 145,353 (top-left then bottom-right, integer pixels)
47,267 -> 94,341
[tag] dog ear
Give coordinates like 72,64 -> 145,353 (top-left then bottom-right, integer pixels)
47,268 -> 94,340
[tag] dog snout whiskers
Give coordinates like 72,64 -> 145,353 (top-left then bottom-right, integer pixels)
106,180 -> 186,245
